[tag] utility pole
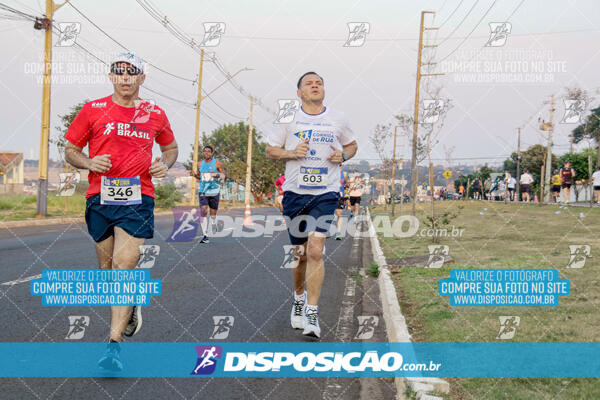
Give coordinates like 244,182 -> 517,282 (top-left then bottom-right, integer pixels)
391,126 -> 398,216
36,0 -> 68,217
543,94 -> 555,202
516,127 -> 521,200
410,10 -> 441,216
190,49 -> 205,205
243,96 -> 254,226
570,131 -> 574,154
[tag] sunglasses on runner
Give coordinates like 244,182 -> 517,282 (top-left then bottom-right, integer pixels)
110,64 -> 142,76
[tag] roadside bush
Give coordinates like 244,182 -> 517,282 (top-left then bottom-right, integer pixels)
154,182 -> 182,209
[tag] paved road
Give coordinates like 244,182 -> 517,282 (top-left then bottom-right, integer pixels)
0,208 -> 395,400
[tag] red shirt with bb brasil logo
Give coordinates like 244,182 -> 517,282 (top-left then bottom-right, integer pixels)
66,95 -> 175,199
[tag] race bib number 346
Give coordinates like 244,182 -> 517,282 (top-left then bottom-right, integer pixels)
101,176 -> 142,205
298,167 -> 328,189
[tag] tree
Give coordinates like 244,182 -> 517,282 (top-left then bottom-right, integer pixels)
558,149 -> 598,201
186,122 -> 284,203
503,144 -> 558,190
52,100 -> 88,164
573,107 -> 600,145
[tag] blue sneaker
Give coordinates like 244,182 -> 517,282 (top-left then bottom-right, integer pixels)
98,341 -> 123,371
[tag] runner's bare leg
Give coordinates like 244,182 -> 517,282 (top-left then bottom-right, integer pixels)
292,242 -> 307,296
304,232 -> 326,306
108,226 -> 145,341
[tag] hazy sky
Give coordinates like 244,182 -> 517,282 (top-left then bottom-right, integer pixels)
1,0 -> 599,168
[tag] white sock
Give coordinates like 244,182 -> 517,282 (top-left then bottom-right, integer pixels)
305,304 -> 318,314
201,216 -> 209,237
294,291 -> 306,301
210,216 -> 217,235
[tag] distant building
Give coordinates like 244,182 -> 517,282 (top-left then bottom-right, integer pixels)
0,152 -> 24,194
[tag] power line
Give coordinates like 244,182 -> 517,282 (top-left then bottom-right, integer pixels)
438,0 -> 480,46
438,0 -> 465,29
438,0 -> 498,63
108,25 -> 600,41
202,88 -> 246,120
50,23 -> 198,108
0,2 -> 37,21
436,0 -> 527,66
135,0 -> 277,117
67,2 -> 197,83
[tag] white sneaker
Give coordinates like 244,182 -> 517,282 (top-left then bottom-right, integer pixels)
290,293 -> 306,329
302,308 -> 321,338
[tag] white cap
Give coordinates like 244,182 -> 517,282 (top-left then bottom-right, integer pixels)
110,52 -> 145,73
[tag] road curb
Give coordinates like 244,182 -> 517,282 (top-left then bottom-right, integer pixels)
0,211 -> 173,229
366,208 -> 449,399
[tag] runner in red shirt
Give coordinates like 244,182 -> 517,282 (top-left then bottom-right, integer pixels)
274,175 -> 285,212
65,52 -> 178,371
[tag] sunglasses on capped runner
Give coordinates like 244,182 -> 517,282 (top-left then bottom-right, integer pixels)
110,64 -> 142,76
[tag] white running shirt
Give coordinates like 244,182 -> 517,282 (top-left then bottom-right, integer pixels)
268,107 -> 356,196
592,170 -> 600,186
520,173 -> 534,185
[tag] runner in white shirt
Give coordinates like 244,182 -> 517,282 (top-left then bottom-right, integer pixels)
520,169 -> 534,202
506,174 -> 516,201
592,166 -> 600,203
266,71 -> 358,338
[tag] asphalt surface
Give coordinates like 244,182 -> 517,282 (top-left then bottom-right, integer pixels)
0,207 -> 395,400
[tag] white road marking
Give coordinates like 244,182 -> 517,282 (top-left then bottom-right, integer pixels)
1,274 -> 42,286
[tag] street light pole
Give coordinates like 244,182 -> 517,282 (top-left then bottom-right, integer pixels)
391,126 -> 398,216
190,49 -> 205,205
243,97 -> 254,226
189,62 -> 251,205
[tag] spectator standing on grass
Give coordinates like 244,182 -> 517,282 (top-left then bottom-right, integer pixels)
483,177 -> 492,200
497,178 -> 506,201
472,177 -> 481,200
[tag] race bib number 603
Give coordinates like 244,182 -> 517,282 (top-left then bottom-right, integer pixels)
298,166 -> 328,189
101,176 -> 142,205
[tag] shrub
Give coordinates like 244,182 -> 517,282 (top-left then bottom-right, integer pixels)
154,182 -> 183,209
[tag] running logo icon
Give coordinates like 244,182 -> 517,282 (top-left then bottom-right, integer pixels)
191,345 -> 222,375
485,22 -> 511,47
426,245 -> 449,269
168,207 -> 204,242
275,99 -> 300,124
354,316 -> 379,339
422,100 -> 445,124
566,245 -> 591,269
210,316 -> 234,339
57,172 -> 80,197
344,22 -> 370,47
561,99 -> 586,124
281,245 -> 301,269
199,22 -> 225,47
103,122 -> 115,136
65,315 -> 89,340
294,130 -> 313,142
137,245 -> 160,269
132,99 -> 156,124
496,316 -> 520,340
56,22 -> 81,47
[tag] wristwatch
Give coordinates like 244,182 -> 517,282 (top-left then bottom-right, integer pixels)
342,152 -> 348,162
163,161 -> 169,171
